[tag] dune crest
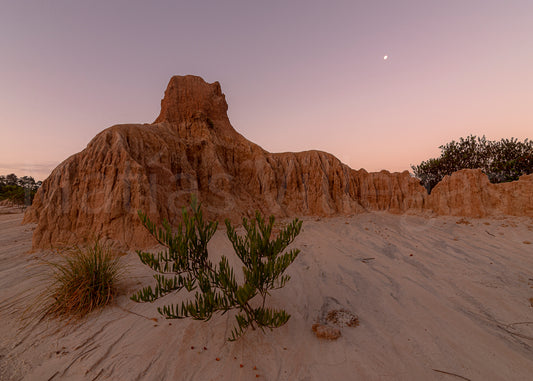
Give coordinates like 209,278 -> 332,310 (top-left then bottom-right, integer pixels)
23,75 -> 533,249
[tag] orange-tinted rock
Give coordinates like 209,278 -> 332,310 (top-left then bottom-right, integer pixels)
428,169 -> 533,217
352,169 -> 427,213
312,323 -> 341,340
23,76 -> 533,250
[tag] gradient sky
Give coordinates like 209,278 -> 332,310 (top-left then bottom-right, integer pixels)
1,0 -> 532,180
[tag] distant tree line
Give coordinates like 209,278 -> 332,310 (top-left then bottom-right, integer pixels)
0,173 -> 42,206
412,135 -> 533,193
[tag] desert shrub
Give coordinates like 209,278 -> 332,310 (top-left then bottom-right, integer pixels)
412,135 -> 533,192
0,173 -> 41,206
43,241 -> 122,318
486,138 -> 533,182
131,196 -> 302,341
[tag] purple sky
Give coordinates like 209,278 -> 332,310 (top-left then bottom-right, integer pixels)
1,1 -> 532,180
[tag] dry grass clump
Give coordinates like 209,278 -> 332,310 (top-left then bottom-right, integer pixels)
43,241 -> 122,318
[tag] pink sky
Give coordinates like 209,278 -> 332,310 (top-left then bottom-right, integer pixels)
1,1 -> 532,180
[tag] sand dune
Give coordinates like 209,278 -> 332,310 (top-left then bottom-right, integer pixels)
1,207 -> 533,380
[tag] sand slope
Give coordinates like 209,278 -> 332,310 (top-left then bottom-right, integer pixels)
1,208 -> 533,380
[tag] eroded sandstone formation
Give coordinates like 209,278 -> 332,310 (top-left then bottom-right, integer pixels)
427,169 -> 533,217
23,75 -> 533,250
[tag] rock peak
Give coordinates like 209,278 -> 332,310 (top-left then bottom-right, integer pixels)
23,76 -> 533,251
154,75 -> 229,124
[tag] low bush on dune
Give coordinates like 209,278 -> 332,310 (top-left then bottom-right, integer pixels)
412,135 -> 533,193
42,241 -> 123,318
131,196 -> 302,341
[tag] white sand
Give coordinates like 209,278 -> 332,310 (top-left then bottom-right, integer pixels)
1,207 -> 533,380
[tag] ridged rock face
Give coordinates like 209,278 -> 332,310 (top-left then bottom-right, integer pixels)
353,169 -> 427,213
154,76 -> 229,125
428,169 -> 533,217
23,75 -> 533,250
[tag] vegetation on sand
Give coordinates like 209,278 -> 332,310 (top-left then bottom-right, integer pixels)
43,241 -> 122,318
131,196 -> 303,341
412,135 -> 533,192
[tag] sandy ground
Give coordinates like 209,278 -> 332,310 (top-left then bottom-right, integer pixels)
1,206 -> 533,381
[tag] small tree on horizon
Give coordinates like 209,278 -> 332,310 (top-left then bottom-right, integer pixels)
0,173 -> 42,206
131,196 -> 303,341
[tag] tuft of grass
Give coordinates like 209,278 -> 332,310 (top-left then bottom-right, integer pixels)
43,241 -> 122,318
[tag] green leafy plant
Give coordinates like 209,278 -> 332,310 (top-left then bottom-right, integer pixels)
43,241 -> 122,318
0,173 -> 41,207
131,196 -> 302,341
412,135 -> 533,192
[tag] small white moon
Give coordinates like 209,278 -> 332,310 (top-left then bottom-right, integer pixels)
383,55 -> 388,60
